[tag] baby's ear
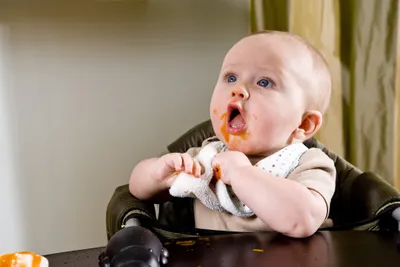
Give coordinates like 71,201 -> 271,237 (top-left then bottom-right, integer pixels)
291,110 -> 323,142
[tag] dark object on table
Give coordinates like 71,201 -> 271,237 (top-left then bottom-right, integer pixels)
106,120 -> 400,241
98,221 -> 169,267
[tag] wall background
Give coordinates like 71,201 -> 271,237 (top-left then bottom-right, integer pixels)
0,0 -> 249,254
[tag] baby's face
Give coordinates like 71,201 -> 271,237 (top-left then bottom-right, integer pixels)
210,34 -> 311,156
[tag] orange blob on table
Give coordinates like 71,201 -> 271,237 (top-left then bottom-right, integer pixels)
0,252 -> 48,267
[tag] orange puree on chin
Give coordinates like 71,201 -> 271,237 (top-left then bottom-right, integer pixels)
0,252 -> 46,267
220,113 -> 250,147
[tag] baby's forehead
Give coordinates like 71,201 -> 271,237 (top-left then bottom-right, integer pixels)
223,34 -> 312,68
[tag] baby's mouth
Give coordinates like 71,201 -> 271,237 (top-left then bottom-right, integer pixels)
227,104 -> 246,134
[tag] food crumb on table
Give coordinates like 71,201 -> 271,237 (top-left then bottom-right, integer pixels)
176,240 -> 196,246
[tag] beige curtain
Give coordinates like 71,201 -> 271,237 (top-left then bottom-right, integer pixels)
250,0 -> 400,189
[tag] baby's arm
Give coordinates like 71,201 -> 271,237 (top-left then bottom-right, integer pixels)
226,149 -> 335,238
129,157 -> 168,201
230,168 -> 327,237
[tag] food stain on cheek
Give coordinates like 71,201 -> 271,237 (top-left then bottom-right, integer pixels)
220,113 -> 230,143
253,114 -> 257,120
229,132 -> 251,149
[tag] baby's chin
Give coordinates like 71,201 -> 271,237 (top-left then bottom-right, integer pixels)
219,137 -> 255,155
218,137 -> 274,157
0,252 -> 48,267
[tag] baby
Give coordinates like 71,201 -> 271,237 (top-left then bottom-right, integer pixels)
129,30 -> 336,238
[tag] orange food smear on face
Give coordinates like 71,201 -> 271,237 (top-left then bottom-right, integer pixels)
220,112 -> 251,149
0,252 -> 43,267
220,113 -> 230,143
231,138 -> 241,149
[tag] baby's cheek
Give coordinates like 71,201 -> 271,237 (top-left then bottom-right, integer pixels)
258,114 -> 294,145
210,105 -> 221,120
212,108 -> 218,117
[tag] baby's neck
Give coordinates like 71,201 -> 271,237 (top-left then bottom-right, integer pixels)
247,155 -> 266,165
223,142 -> 292,165
244,147 -> 287,165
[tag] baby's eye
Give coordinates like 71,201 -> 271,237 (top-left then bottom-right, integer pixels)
257,79 -> 273,88
227,75 -> 237,83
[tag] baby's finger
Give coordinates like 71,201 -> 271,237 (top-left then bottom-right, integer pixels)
213,164 -> 223,180
193,159 -> 202,177
171,153 -> 183,171
165,175 -> 176,188
181,153 -> 194,174
211,156 -> 222,179
211,155 -> 218,168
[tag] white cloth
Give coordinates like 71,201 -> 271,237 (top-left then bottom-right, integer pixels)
169,141 -> 308,217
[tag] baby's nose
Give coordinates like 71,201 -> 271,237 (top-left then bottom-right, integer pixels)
231,87 -> 249,100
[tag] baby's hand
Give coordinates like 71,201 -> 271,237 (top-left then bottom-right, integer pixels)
153,153 -> 202,187
212,151 -> 251,184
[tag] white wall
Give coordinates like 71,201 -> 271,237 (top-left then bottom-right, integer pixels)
0,0 -> 249,255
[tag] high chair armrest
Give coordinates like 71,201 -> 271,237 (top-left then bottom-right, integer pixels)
345,172 -> 400,223
326,171 -> 400,231
393,207 -> 400,231
106,184 -> 156,240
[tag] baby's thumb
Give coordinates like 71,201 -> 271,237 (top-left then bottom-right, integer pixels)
165,174 -> 177,188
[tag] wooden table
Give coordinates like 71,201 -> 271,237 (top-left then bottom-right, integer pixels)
45,231 -> 400,267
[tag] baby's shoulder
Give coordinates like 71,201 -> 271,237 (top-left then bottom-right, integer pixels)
299,147 -> 334,165
296,147 -> 336,176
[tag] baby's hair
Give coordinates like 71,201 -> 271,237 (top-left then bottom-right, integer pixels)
249,30 -> 332,114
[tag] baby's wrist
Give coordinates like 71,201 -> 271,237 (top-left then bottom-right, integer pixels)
151,157 -> 168,178
230,165 -> 255,187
